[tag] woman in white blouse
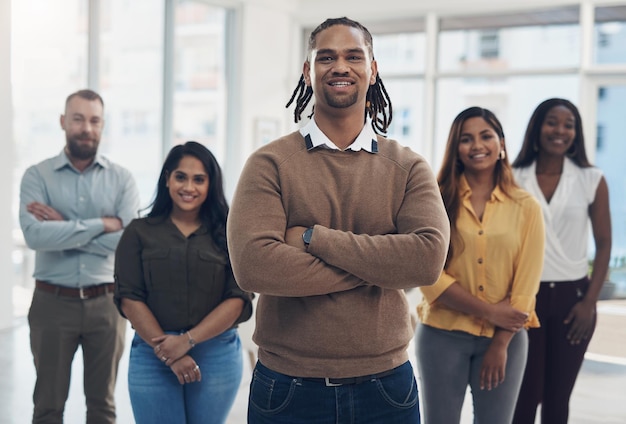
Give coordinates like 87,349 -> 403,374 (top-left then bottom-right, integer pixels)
511,98 -> 612,424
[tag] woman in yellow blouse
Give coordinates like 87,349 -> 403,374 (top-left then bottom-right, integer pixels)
415,107 -> 545,424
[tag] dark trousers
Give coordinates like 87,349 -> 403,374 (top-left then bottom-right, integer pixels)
248,360 -> 420,424
28,289 -> 126,424
513,277 -> 595,424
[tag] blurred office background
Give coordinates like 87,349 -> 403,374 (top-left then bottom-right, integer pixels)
0,1 -> 625,421
2,0 -> 626,345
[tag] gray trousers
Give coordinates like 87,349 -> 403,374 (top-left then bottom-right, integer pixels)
415,324 -> 528,424
29,289 -> 126,424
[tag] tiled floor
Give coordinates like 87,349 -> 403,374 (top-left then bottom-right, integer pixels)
2,298 -> 626,423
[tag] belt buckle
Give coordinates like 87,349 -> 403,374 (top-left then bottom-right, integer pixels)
79,288 -> 88,300
324,378 -> 342,387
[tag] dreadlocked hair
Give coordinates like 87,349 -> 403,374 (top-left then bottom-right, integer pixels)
366,74 -> 392,134
285,17 -> 393,135
285,75 -> 314,124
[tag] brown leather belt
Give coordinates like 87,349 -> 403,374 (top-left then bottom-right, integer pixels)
35,280 -> 114,300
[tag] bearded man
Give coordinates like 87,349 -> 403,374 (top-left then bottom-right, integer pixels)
19,89 -> 140,423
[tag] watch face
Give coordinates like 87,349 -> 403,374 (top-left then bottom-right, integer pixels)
303,227 -> 313,245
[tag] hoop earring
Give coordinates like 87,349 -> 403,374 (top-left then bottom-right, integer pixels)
499,150 -> 506,160
533,143 -> 539,152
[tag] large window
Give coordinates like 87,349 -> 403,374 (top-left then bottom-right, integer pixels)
11,0 -> 88,225
594,6 -> 626,64
382,79 -> 425,153
99,0 -> 165,208
439,21 -> 581,72
374,32 -> 425,74
10,0 -> 89,310
373,32 -> 425,152
594,82 -> 626,290
98,0 -> 229,208
172,2 -> 228,163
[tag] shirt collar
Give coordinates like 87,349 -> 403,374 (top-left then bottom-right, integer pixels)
147,215 -> 210,236
52,149 -> 108,172
459,174 -> 506,202
299,118 -> 378,153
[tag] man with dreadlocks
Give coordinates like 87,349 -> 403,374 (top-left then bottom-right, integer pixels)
227,17 -> 450,423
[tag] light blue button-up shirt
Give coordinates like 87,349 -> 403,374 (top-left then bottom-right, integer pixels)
19,150 -> 140,288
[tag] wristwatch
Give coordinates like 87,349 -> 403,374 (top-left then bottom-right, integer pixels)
302,227 -> 314,247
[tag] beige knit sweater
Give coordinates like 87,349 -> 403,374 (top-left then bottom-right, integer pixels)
227,131 -> 450,378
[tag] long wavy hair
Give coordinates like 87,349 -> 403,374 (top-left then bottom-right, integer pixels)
147,141 -> 229,255
513,98 -> 591,168
438,107 -> 517,264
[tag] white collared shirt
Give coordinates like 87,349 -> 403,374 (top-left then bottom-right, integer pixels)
299,118 -> 378,153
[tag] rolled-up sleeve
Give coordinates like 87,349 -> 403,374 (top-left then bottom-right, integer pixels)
511,197 -> 545,328
223,266 -> 254,326
114,220 -> 146,317
419,271 -> 457,304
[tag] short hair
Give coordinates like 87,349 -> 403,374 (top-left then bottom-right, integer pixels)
65,89 -> 104,110
307,17 -> 374,60
286,17 -> 393,134
513,98 -> 591,168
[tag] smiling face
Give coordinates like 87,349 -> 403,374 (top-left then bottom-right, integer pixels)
166,155 -> 209,218
539,105 -> 576,157
303,24 -> 377,117
457,117 -> 504,176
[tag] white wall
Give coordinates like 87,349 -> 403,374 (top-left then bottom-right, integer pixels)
0,0 -> 15,329
224,0 -> 300,198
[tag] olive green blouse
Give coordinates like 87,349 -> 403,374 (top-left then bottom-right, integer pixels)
114,216 -> 253,331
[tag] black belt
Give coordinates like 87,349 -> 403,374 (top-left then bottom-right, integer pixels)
35,280 -> 114,300
303,368 -> 397,387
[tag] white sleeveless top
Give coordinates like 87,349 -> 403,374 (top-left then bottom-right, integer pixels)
513,158 -> 602,281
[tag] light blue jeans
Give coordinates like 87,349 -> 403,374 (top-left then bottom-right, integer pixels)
415,324 -> 528,424
128,328 -> 243,424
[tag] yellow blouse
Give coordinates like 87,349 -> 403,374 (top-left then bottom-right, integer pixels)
418,176 -> 545,337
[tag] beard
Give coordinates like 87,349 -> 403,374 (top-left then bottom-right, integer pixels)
66,132 -> 99,160
321,86 -> 360,109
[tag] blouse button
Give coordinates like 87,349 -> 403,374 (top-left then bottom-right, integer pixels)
478,230 -> 484,235
479,285 -> 484,291
477,258 -> 483,264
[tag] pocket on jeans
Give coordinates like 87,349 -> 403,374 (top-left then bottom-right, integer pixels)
249,368 -> 297,414
375,368 -> 419,409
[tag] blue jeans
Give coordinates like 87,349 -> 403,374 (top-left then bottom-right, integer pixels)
248,360 -> 420,424
128,328 -> 243,424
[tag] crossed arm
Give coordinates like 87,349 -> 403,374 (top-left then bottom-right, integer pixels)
19,167 -> 139,255
227,153 -> 450,297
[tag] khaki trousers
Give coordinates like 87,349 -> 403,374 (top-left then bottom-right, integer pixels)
28,289 -> 126,424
